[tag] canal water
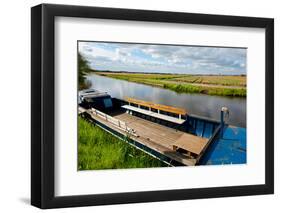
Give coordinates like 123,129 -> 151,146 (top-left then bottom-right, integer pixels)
86,74 -> 246,127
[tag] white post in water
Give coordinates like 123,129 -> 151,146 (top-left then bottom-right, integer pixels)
220,107 -> 229,137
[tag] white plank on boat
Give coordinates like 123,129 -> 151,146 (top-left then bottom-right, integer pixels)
78,106 -> 86,114
122,105 -> 186,124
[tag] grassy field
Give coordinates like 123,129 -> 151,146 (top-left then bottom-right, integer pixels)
94,71 -> 246,97
78,117 -> 166,170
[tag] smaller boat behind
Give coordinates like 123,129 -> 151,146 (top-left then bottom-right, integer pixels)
78,89 -> 246,166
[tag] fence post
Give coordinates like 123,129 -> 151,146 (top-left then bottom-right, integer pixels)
220,107 -> 229,137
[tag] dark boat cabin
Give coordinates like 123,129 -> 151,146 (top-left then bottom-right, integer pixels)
78,89 -> 113,112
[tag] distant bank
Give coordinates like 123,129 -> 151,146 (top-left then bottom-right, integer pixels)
92,71 -> 247,97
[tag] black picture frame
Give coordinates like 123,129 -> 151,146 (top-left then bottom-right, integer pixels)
31,3 -> 274,209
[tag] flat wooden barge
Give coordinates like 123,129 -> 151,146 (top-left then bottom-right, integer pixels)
78,89 -> 224,166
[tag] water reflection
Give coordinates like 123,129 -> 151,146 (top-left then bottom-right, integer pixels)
86,74 -> 246,127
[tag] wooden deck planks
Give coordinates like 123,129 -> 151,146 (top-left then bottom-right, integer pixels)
83,109 -> 207,166
172,134 -> 208,155
114,113 -> 183,147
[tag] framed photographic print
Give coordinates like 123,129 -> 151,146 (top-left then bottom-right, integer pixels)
31,4 -> 274,209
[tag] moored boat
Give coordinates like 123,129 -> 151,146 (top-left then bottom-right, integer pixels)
78,89 -> 246,166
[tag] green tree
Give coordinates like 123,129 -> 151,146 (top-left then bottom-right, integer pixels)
78,53 -> 91,89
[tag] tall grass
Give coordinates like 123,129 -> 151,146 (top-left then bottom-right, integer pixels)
78,117 -> 166,170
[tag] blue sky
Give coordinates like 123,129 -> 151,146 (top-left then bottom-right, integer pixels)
78,41 -> 246,75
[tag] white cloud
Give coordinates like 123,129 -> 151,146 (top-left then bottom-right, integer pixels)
78,41 -> 247,75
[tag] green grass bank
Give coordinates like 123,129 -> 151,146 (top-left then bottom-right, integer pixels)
78,117 -> 166,170
94,72 -> 246,97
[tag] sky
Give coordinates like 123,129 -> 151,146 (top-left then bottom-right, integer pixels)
78,41 -> 247,75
